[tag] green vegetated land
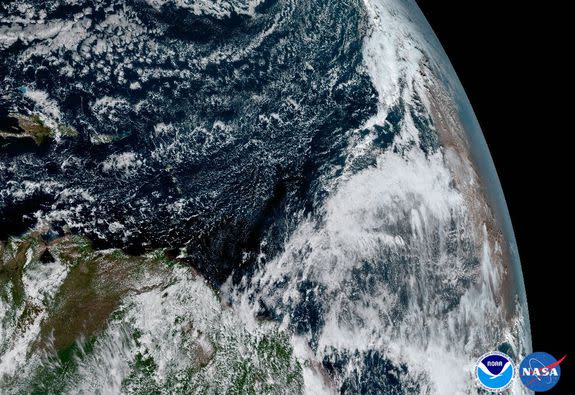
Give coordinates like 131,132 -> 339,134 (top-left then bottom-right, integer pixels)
0,113 -> 78,147
0,232 -> 303,394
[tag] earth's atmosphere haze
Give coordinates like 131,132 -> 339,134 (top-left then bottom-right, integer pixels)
0,0 -> 531,393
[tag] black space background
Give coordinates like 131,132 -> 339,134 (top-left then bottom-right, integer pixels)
415,1 -> 572,392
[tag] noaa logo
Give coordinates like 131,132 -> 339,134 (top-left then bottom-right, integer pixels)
519,352 -> 566,392
475,351 -> 515,392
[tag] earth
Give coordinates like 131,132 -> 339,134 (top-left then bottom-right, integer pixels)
0,0 -> 531,393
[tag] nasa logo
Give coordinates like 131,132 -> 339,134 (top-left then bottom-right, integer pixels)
519,352 -> 566,392
475,351 -> 515,392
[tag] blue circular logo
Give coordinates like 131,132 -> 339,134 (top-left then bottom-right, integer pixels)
519,352 -> 564,392
475,351 -> 515,392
